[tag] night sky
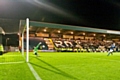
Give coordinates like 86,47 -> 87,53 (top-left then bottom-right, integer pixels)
0,0 -> 120,30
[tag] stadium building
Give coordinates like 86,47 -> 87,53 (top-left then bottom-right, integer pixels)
0,19 -> 120,52
19,19 -> 120,52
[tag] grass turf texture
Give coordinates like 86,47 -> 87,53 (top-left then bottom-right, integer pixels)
30,52 -> 120,80
0,52 -> 24,62
0,52 -> 120,80
0,52 -> 35,80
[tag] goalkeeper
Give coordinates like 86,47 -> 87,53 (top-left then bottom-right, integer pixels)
33,42 -> 41,56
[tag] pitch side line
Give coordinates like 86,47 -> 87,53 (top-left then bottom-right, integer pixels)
0,61 -> 25,65
27,63 -> 42,80
0,55 -> 23,57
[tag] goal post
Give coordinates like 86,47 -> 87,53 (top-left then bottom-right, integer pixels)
21,18 -> 30,62
26,18 -> 29,62
21,32 -> 24,56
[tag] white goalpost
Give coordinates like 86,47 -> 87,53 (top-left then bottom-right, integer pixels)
21,18 -> 42,80
26,18 -> 29,62
21,18 -> 29,62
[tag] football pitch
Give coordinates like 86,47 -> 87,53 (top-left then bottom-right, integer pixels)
0,52 -> 120,80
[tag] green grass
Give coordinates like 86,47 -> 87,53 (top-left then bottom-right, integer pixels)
30,52 -> 120,80
0,63 -> 35,80
0,52 -> 35,80
1,52 -> 120,80
0,52 -> 24,62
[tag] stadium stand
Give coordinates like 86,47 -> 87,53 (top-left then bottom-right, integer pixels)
23,37 -> 120,52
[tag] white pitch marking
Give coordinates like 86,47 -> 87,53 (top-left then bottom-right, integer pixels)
27,63 -> 42,80
0,61 -> 25,64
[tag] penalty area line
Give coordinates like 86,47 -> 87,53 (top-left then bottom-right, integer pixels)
27,63 -> 42,80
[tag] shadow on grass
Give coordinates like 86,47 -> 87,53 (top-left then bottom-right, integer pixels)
30,57 -> 79,80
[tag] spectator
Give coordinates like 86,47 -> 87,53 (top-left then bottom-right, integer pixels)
0,43 -> 4,55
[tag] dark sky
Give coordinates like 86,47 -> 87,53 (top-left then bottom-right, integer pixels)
0,0 -> 120,30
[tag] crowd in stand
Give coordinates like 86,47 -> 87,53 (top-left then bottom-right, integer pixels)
75,39 -> 119,52
52,38 -> 120,52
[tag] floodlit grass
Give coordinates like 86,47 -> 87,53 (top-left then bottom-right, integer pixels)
0,63 -> 35,80
30,52 -> 120,80
0,52 -> 24,62
0,52 -> 35,80
1,52 -> 120,80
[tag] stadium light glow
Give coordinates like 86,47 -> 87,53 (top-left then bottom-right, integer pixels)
83,33 -> 85,35
103,35 -> 106,37
44,29 -> 47,32
27,0 -> 82,23
93,34 -> 96,36
58,30 -> 60,33
71,32 -> 73,34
